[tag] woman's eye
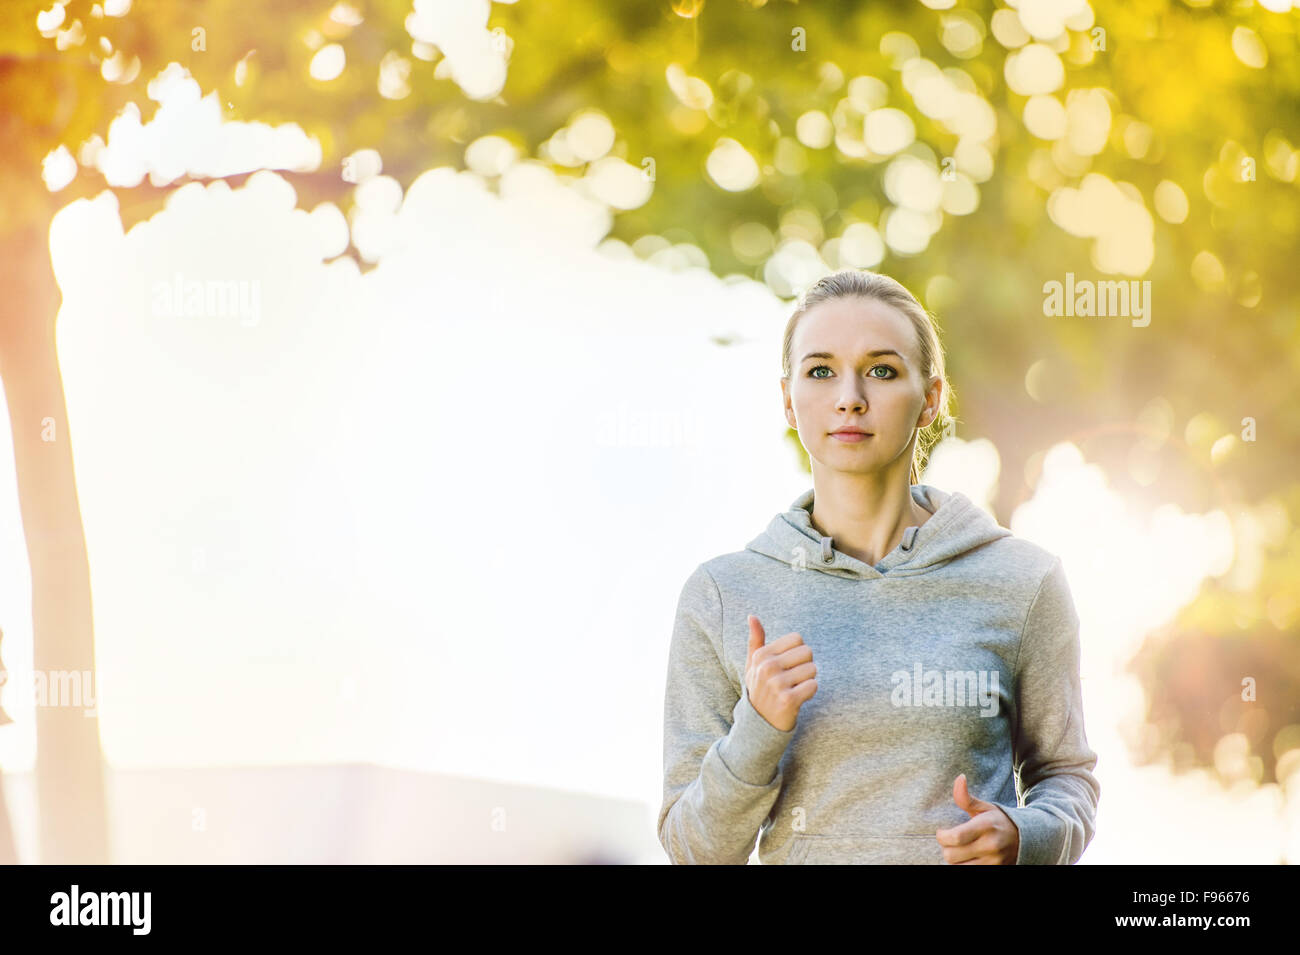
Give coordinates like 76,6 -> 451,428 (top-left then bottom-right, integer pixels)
870,365 -> 897,379
809,365 -> 832,379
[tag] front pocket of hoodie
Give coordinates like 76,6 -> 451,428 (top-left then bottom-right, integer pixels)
788,833 -> 944,865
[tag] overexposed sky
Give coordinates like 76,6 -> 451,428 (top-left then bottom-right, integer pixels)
2,74 -> 806,807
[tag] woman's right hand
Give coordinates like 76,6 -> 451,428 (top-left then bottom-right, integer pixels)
745,615 -> 818,732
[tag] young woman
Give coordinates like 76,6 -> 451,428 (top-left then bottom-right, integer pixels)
657,269 -> 1100,864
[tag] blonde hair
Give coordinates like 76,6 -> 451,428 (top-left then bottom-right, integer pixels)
781,269 -> 954,485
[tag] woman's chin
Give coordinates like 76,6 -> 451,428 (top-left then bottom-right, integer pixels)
814,450 -> 885,474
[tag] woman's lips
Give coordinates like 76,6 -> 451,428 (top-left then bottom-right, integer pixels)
830,431 -> 872,443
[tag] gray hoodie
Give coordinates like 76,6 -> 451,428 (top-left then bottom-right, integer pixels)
657,483 -> 1100,864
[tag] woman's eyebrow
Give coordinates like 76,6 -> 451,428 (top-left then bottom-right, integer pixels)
800,349 -> 905,362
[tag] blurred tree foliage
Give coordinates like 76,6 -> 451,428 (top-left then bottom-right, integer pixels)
1,0 -> 1297,861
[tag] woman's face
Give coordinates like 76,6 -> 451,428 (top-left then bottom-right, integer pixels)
781,296 -> 941,479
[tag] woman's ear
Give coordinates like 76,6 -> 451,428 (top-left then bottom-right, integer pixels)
781,378 -> 796,429
919,388 -> 939,428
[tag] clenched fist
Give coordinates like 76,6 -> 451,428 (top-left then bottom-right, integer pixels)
745,615 -> 818,732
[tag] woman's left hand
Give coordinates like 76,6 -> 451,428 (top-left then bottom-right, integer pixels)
935,773 -> 1020,864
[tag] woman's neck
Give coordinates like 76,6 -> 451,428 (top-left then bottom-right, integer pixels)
807,475 -> 932,567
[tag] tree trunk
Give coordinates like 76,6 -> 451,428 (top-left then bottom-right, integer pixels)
0,218 -> 109,864
0,626 -> 16,863
0,769 -> 17,864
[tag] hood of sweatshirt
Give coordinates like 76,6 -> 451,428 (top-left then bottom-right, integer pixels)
744,484 -> 1012,580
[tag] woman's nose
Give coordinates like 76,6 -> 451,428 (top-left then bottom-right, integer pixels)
837,389 -> 866,413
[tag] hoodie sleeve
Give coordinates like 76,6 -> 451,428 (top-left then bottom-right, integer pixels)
657,564 -> 796,864
997,556 -> 1101,864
